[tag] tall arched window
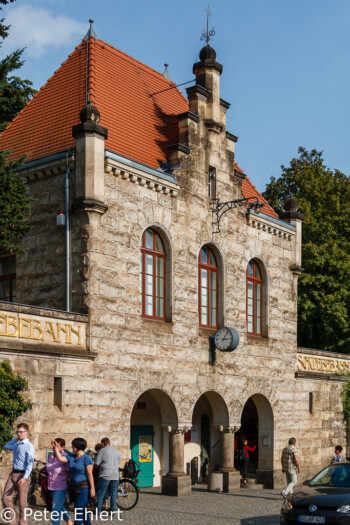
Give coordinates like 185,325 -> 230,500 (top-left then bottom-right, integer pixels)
140,228 -> 165,320
199,246 -> 218,328
247,260 -> 262,336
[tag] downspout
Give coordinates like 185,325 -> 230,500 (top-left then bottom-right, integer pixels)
65,163 -> 70,312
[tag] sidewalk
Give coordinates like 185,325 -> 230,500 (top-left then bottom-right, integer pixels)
6,488 -> 282,525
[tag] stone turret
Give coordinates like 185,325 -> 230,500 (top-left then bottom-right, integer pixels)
281,196 -> 304,277
187,44 -> 224,133
72,100 -> 108,214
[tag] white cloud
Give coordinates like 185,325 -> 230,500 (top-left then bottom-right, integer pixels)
2,5 -> 87,57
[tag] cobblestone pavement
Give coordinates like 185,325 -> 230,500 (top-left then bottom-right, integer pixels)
119,488 -> 282,525
4,488 -> 283,525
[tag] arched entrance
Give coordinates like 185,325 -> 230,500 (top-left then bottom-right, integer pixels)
189,391 -> 229,484
238,394 -> 274,487
130,389 -> 177,488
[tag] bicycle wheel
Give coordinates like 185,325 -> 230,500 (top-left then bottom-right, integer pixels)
117,478 -> 139,511
27,473 -> 36,505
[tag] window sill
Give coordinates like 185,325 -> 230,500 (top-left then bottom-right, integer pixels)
246,334 -> 269,346
199,327 -> 216,337
141,317 -> 173,330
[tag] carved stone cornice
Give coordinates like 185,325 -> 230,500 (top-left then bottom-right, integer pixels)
19,156 -> 75,183
105,157 -> 180,198
246,211 -> 295,240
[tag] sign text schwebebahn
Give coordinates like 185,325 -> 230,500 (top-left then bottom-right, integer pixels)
297,352 -> 350,374
0,310 -> 86,349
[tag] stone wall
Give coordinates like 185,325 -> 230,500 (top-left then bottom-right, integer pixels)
1,46 -> 347,499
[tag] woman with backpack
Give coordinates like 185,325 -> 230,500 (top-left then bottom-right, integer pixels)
240,439 -> 256,485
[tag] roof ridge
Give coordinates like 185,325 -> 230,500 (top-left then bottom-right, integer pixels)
0,42 -> 85,139
87,36 -> 96,103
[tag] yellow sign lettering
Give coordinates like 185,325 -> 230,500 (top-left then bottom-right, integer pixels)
6,315 -> 18,337
70,325 -> 81,346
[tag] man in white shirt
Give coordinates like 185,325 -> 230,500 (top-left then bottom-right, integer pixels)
2,423 -> 35,525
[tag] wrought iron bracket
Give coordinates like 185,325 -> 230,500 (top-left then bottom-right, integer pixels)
210,197 -> 264,234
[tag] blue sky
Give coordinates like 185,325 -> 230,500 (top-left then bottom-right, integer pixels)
2,0 -> 350,191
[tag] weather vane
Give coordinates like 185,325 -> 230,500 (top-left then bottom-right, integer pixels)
200,5 -> 215,44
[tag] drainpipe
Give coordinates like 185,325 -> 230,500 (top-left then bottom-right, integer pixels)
65,164 -> 70,312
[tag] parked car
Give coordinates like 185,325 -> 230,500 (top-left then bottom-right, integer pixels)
280,462 -> 350,524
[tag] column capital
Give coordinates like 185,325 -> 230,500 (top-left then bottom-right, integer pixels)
214,425 -> 238,433
161,424 -> 191,434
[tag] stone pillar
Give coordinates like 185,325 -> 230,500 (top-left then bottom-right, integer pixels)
220,426 -> 240,492
162,427 -> 191,497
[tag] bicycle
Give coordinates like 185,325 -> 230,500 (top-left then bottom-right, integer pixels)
102,463 -> 141,511
13,459 -> 47,506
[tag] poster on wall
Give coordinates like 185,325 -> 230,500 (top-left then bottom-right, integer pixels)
139,436 -> 152,462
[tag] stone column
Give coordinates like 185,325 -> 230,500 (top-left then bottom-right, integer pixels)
220,426 -> 240,492
162,427 -> 191,497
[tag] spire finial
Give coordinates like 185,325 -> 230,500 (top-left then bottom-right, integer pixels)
200,5 -> 215,44
163,63 -> 172,81
84,18 -> 97,39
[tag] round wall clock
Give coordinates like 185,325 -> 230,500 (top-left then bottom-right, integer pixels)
214,326 -> 240,352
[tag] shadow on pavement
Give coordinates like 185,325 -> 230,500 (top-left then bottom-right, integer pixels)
241,515 -> 280,524
226,492 -> 282,502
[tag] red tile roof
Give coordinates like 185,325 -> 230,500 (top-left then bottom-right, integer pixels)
0,37 -> 278,220
235,163 -> 279,218
0,37 -> 188,168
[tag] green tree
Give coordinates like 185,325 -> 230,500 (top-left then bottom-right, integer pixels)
0,0 -> 36,131
0,0 -> 15,40
0,150 -> 33,255
0,360 -> 32,456
264,147 -> 350,353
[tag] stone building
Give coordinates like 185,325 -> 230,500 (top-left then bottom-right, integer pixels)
0,24 -> 349,496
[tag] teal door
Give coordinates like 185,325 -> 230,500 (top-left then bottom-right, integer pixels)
131,425 -> 154,487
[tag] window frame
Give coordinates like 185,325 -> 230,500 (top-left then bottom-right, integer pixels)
199,246 -> 218,329
140,229 -> 166,321
0,256 -> 16,302
208,166 -> 217,200
246,260 -> 262,336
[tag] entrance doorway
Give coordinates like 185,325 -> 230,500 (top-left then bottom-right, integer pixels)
131,425 -> 154,487
190,391 -> 229,484
130,389 -> 178,488
238,394 -> 274,487
239,398 -> 259,471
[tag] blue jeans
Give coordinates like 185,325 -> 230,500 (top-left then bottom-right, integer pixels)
96,479 -> 118,512
73,486 -> 90,525
50,490 -> 70,525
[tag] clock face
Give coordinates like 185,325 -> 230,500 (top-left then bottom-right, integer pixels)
215,327 -> 233,351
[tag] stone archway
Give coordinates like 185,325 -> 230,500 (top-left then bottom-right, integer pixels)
189,391 -> 238,491
239,393 -> 274,487
130,388 -> 178,488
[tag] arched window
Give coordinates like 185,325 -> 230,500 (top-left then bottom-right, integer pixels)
140,228 -> 165,320
199,246 -> 218,328
247,260 -> 262,336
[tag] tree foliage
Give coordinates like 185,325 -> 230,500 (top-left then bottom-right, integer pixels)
0,150 -> 33,255
342,376 -> 350,422
0,360 -> 32,456
264,147 -> 350,353
0,0 -> 36,131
